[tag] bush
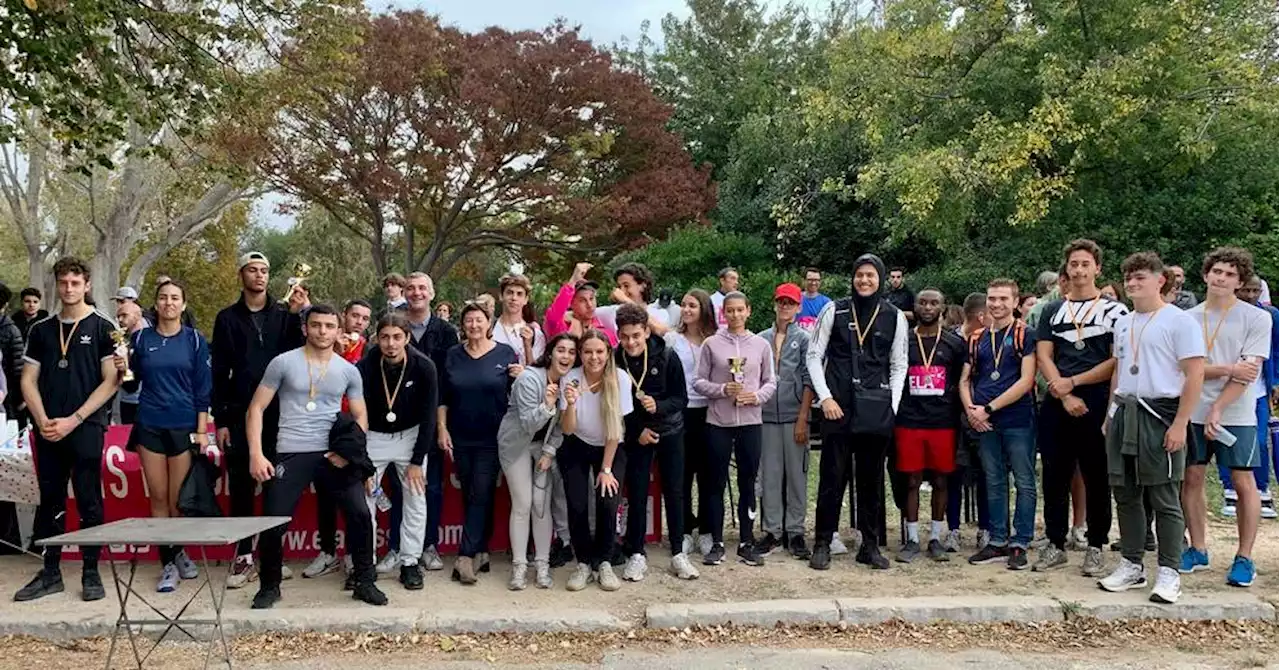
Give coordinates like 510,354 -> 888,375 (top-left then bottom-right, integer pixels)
608,225 -> 775,298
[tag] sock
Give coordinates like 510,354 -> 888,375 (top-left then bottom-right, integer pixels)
931,520 -> 945,540
906,522 -> 919,543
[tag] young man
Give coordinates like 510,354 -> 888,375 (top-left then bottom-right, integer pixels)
709,267 -> 740,328
806,254 -> 908,571
797,268 -> 830,332
1182,247 -> 1271,587
960,279 -> 1038,570
12,287 -> 47,341
211,252 -> 306,587
383,273 -> 408,312
1035,239 -> 1128,575
15,257 -> 119,602
1098,252 -> 1204,603
613,303 -> 697,581
693,292 -> 776,566
1168,266 -> 1199,310
357,313 -> 438,590
885,268 -> 915,323
245,304 -> 383,609
113,300 -> 147,425
114,286 -> 139,306
544,262 -> 618,345
946,292 -> 991,552
895,289 -> 966,562
1219,275 -> 1278,520
758,283 -> 814,559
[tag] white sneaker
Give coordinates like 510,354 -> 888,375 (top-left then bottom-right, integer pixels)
697,533 -> 713,556
943,529 -> 961,552
597,563 -> 622,592
830,536 -> 849,555
622,553 -> 647,582
303,552 -> 340,578
376,550 -> 400,575
1222,504 -> 1238,518
1262,504 -> 1278,520
976,529 -> 991,551
226,555 -> 255,589
174,550 -> 198,580
669,553 -> 700,580
281,564 -> 293,580
422,546 -> 444,571
534,560 -> 553,589
1098,558 -> 1148,592
1068,526 -> 1088,550
508,562 -> 528,591
681,534 -> 694,556
1225,488 -> 1239,502
1149,566 -> 1181,604
566,563 -> 593,592
157,563 -> 180,593
1030,535 -> 1050,550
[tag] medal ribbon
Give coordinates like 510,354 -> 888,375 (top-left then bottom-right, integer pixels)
382,357 -> 408,416
58,315 -> 85,365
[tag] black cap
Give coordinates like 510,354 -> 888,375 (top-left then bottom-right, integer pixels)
574,279 -> 600,294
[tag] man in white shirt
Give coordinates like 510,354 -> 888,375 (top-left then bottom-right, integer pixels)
710,267 -> 739,328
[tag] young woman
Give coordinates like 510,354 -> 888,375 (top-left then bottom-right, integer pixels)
497,333 -> 577,590
558,330 -> 632,592
665,289 -> 716,558
437,303 -> 518,584
492,274 -> 546,367
116,280 -> 212,593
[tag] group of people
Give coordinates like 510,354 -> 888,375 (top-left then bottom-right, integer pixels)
4,236 -> 1274,610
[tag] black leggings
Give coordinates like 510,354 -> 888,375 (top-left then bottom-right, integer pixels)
622,431 -> 685,556
705,425 -> 763,544
558,435 -> 626,568
682,407 -> 709,537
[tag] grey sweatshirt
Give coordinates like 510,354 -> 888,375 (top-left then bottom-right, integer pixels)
497,366 -> 564,469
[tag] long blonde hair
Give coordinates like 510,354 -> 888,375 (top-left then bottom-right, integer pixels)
580,329 -> 622,443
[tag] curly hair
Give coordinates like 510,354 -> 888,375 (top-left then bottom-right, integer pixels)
52,256 -> 91,281
1063,239 -> 1102,266
1201,246 -> 1254,285
614,262 -> 655,303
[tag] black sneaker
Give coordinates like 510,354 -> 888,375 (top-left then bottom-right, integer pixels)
808,542 -> 831,570
758,533 -> 781,556
1006,547 -> 1029,571
343,573 -> 356,591
477,553 -> 491,573
855,546 -> 890,570
352,582 -> 388,606
13,570 -> 63,602
703,543 -> 726,566
81,567 -> 105,602
896,540 -> 920,563
251,586 -> 281,609
968,544 -> 1009,565
737,542 -> 765,567
926,539 -> 949,562
549,538 -> 573,569
1110,541 -> 1122,552
788,534 -> 811,560
400,564 -> 423,590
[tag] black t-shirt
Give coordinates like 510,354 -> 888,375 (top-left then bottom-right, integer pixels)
886,287 -> 915,314
440,343 -> 517,447
896,327 -> 966,429
23,310 -> 116,425
1036,296 -> 1128,381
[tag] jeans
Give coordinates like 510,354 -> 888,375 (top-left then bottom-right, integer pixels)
815,432 -> 889,548
977,426 -> 1036,549
1039,385 -> 1112,549
424,443 -> 444,548
364,428 -> 427,564
705,425 -> 763,544
453,444 -> 500,558
622,431 -> 685,556
1219,398 -> 1272,493
33,424 -> 105,571
558,435 -> 627,568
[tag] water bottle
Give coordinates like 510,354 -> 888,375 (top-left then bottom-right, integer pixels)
372,486 -> 392,513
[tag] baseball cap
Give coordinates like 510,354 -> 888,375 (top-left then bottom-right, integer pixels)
774,283 -> 802,303
573,279 -> 600,294
114,286 -> 139,302
238,251 -> 270,271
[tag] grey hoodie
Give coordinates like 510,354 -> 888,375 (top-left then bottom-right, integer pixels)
497,366 -> 564,469
759,322 -> 811,424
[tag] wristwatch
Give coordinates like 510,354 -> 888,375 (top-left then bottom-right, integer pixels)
602,467 -> 612,475
983,404 -> 994,416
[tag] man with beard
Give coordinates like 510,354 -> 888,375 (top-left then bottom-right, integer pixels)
211,252 -> 307,588
1168,265 -> 1199,310
894,289 -> 966,563
886,268 -> 915,324
806,255 -> 908,571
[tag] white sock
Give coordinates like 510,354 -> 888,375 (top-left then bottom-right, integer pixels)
906,522 -> 919,543
931,520 -> 945,540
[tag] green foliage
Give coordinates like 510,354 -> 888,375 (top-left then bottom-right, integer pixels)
608,225 -> 775,298
242,208 -> 380,309
143,203 -> 251,333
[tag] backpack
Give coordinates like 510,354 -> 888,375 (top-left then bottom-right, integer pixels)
967,322 -> 1028,369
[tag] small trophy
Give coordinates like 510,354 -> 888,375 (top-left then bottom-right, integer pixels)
281,261 -> 313,304
729,357 -> 745,406
110,329 -> 135,382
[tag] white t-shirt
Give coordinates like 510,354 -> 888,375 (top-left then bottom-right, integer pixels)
664,331 -> 708,408
1188,301 -> 1272,426
710,291 -> 727,327
559,367 -> 633,446
1113,306 -> 1205,399
595,304 -> 671,333
491,319 -> 546,366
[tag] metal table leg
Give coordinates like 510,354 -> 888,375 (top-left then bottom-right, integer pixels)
105,555 -> 144,670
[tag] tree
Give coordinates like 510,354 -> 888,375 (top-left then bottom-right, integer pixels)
142,203 -> 252,332
228,11 -> 715,280
242,208 -> 380,308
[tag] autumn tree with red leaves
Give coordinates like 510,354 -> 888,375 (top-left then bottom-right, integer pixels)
226,11 -> 715,278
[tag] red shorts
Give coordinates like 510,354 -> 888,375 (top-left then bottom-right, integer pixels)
894,427 -> 956,474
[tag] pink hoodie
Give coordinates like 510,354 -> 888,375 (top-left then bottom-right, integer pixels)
693,328 -> 777,427
543,282 -> 618,346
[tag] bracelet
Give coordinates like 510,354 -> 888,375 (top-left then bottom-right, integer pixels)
73,412 -> 85,424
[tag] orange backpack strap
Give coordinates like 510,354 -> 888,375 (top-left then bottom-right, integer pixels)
968,327 -> 985,364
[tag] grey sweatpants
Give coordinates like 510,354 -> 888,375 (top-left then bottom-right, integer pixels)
1113,455 -> 1183,570
760,421 -> 809,537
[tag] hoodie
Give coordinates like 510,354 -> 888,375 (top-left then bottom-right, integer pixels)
616,333 -> 687,438
693,328 -> 777,427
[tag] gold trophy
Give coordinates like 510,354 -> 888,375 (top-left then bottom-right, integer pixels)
281,261 -> 313,304
110,329 -> 135,382
729,356 -> 745,406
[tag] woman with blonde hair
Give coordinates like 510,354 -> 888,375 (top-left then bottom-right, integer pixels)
558,329 -> 632,592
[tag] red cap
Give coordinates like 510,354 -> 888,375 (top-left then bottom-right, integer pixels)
774,283 -> 802,303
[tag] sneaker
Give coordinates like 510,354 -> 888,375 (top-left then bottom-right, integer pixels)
508,562 -> 528,591
1030,535 -> 1050,550
226,555 -> 256,589
549,538 -> 574,568
975,529 -> 991,551
703,543 -> 726,566
534,560 -> 553,589
1262,495 -> 1278,520
809,542 -> 832,570
303,552 -> 341,579
1179,547 -> 1210,574
737,542 -> 765,567
157,563 -> 180,593
376,550 -> 401,575
1081,546 -> 1106,577
1225,488 -> 1239,503
476,552 -> 491,573
566,563 -> 593,592
855,546 -> 890,570
173,551 -> 198,579
1149,566 -> 1181,604
669,553 -> 700,580
758,533 -> 781,556
343,573 -> 356,591
1068,526 -> 1088,551
250,586 -> 281,609
1006,547 -> 1029,571
697,533 -> 713,557
926,539 -> 949,562
622,553 -> 648,582
81,568 -> 105,602
352,582 -> 388,606
1032,546 -> 1068,572
1221,503 -> 1237,517
681,534 -> 695,556
13,570 -> 63,602
968,544 -> 1009,565
788,534 -> 811,560
943,529 -> 961,553
896,540 -> 920,563
829,536 -> 849,556
1226,555 -> 1256,587
1098,558 -> 1147,592
451,556 -> 477,585
400,563 -> 424,590
281,564 -> 293,580
422,546 -> 445,571
597,563 -> 621,592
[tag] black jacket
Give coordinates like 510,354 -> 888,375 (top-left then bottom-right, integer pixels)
616,334 -> 687,439
11,309 -> 46,342
357,346 -> 439,465
0,314 -> 22,414
210,292 -> 303,421
409,314 -> 458,373
328,413 -> 376,484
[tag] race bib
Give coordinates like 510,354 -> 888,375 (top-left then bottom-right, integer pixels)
908,365 -> 946,396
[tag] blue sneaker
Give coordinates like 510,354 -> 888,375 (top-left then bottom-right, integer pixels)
1179,547 -> 1210,574
1226,555 -> 1255,587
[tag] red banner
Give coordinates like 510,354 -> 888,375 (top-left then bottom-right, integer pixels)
55,426 -> 661,560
